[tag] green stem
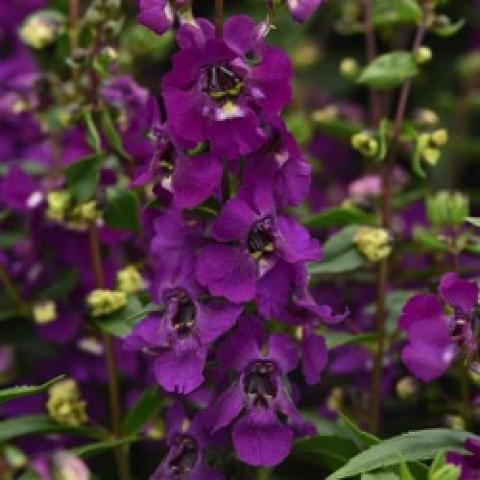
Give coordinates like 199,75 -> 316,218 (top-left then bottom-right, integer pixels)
0,265 -> 29,315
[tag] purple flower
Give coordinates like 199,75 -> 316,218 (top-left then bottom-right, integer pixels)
163,16 -> 292,159
399,273 -> 478,382
286,0 -> 323,23
0,165 -> 41,213
131,124 -> 222,209
137,0 -> 174,36
447,438 -> 480,480
125,267 -> 242,394
203,322 -> 315,467
196,186 -> 321,303
150,403 -> 224,480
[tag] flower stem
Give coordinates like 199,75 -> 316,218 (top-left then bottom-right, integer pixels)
215,0 -> 224,38
0,265 -> 29,316
369,18 -> 429,434
88,222 -> 131,480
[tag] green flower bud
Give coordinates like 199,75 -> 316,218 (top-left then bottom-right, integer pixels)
86,289 -> 127,317
19,10 -> 64,49
415,108 -> 439,126
311,106 -> 339,123
414,46 -> 433,65
117,266 -> 144,294
396,377 -> 418,400
47,379 -> 87,427
339,57 -> 359,80
46,191 -> 71,222
33,300 -> 57,325
444,414 -> 466,431
430,464 -> 460,480
422,147 -> 441,166
430,129 -> 449,147
427,191 -> 469,227
354,227 -> 392,262
351,131 -> 379,158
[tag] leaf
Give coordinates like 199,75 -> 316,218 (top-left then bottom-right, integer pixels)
465,217 -> 480,228
358,52 -> 419,90
83,110 -> 101,153
0,415 -> 100,442
372,0 -> 422,26
413,227 -> 449,252
433,18 -> 465,37
93,298 -> 159,337
104,190 -> 140,232
326,429 -> 474,479
99,109 -> 131,160
37,269 -> 78,300
314,118 -> 362,140
399,460 -> 414,480
17,471 -> 40,480
323,331 -> 378,350
338,413 -> 380,449
65,154 -> 103,203
304,207 -> 377,229
293,435 -> 359,471
0,230 -> 27,249
73,437 -> 138,458
122,387 -> 164,435
0,376 -> 65,406
323,226 -> 361,259
361,472 -> 399,480
309,248 -> 366,275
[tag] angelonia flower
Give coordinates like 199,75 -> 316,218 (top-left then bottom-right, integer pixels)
285,0 -> 323,23
447,438 -> 480,480
399,273 -> 479,382
32,451 -> 91,480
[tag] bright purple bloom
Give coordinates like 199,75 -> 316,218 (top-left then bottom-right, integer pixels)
196,186 -> 321,303
150,404 -> 224,480
125,266 -> 242,394
286,0 -> 323,23
447,438 -> 480,480
203,323 -> 315,467
399,273 -> 478,382
163,16 -> 292,159
137,0 -> 174,36
0,165 -> 40,213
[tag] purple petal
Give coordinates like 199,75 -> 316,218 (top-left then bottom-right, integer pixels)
196,245 -> 256,303
232,409 -> 293,467
287,0 -> 323,23
137,0 -> 174,35
195,300 -> 243,344
267,333 -> 298,373
205,383 -> 244,432
223,15 -> 258,55
439,272 -> 478,313
301,333 -> 328,385
212,196 -> 257,243
217,327 -> 261,372
398,294 -> 445,332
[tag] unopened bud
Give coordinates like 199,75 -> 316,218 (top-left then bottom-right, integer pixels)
430,464 -> 460,480
117,266 -> 144,294
47,379 -> 87,427
33,300 -> 57,325
444,414 -> 466,431
422,147 -> 440,166
70,201 -> 98,222
19,10 -> 64,49
415,108 -> 439,126
427,191 -> 469,227
430,129 -> 448,147
396,377 -> 418,400
354,227 -> 391,262
46,191 -> 71,222
311,105 -> 339,123
86,289 -> 127,317
351,131 -> 379,157
51,451 -> 90,480
414,46 -> 433,65
340,57 -> 359,79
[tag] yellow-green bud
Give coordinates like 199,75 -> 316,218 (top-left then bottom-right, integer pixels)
427,191 -> 469,227
19,11 -> 64,49
51,452 -> 90,480
147,418 -> 166,440
86,289 -> 127,317
291,43 -> 319,69
444,414 -> 466,431
326,388 -> 343,413
70,201 -> 98,222
430,129 -> 449,147
46,191 -> 71,222
415,108 -> 439,126
414,46 -> 433,65
354,227 -> 391,262
117,266 -> 144,294
430,464 -> 460,480
351,131 -> 379,158
33,300 -> 57,325
311,106 -> 338,123
421,146 -> 441,166
339,57 -> 359,80
47,379 -> 87,427
396,377 -> 418,400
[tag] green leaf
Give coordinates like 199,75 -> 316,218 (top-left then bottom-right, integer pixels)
73,437 -> 138,458
37,269 -> 78,300
326,429 -> 474,479
433,18 -> 465,37
314,118 -> 362,140
99,109 -> 131,160
293,435 -> 359,471
338,413 -> 380,449
372,0 -> 422,26
0,230 -> 27,249
309,248 -> 366,275
17,471 -> 40,480
358,52 -> 419,90
323,226 -> 361,259
362,472 -> 399,480
93,298 -> 159,337
323,331 -> 378,350
65,154 -> 103,203
465,217 -> 480,228
0,376 -> 65,406
399,460 -> 414,480
304,207 -> 377,229
104,190 -> 140,232
122,387 -> 164,435
83,110 -> 102,153
0,415 -> 100,442
413,227 -> 449,252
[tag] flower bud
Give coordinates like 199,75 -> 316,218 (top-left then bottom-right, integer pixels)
33,300 -> 57,325
430,129 -> 448,147
47,379 -> 87,427
422,147 -> 440,166
415,108 -> 439,126
19,10 -> 64,49
311,105 -> 338,123
117,266 -> 144,294
51,452 -> 90,480
444,414 -> 466,431
426,191 -> 469,227
430,464 -> 460,480
70,201 -> 98,222
86,289 -> 127,317
396,377 -> 418,400
351,131 -> 379,158
339,57 -> 359,80
354,227 -> 391,262
414,46 -> 433,65
46,191 -> 71,222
